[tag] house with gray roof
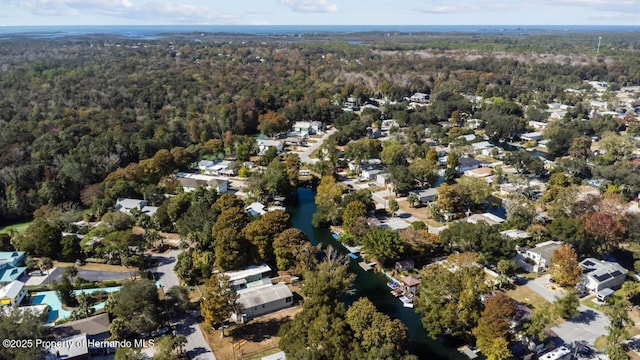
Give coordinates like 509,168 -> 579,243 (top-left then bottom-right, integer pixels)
232,282 -> 294,323
580,258 -> 628,294
517,241 -> 562,273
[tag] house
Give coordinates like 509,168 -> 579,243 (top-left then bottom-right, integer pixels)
464,167 -> 494,179
246,202 -> 284,217
224,264 -> 272,291
200,160 -> 235,176
500,229 -> 531,241
381,119 -> 398,128
257,139 -> 284,155
467,213 -> 505,227
2,304 -> 49,318
457,157 -> 484,173
54,313 -> 110,342
580,258 -> 628,294
458,134 -> 476,142
520,132 -> 544,142
471,141 -> 496,156
46,333 -> 89,360
292,121 -> 322,134
233,283 -> 294,323
175,173 -> 229,194
410,188 -> 438,203
343,96 -> 359,109
0,251 -> 27,285
0,280 -> 26,307
379,219 -> 411,232
283,137 -> 306,146
410,92 -> 430,103
361,168 -> 386,181
114,198 -> 158,217
518,241 -> 562,273
401,275 -> 421,295
395,259 -> 415,272
588,81 -> 608,92
376,173 -> 391,187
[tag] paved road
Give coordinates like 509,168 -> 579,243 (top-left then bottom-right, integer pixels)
46,267 -> 131,283
153,250 -> 216,360
299,128 -> 336,164
525,274 -> 609,347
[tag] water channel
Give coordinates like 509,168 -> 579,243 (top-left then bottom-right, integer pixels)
287,187 -> 465,360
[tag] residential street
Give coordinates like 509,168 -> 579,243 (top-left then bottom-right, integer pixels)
525,274 -> 609,347
298,128 -> 336,164
153,249 -> 216,360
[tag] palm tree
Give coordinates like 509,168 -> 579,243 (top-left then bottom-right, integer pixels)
38,257 -> 54,286
173,334 -> 187,355
63,266 -> 78,283
407,193 -> 419,208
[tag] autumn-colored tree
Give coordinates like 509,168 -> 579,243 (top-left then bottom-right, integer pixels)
549,244 -> 583,287
473,292 -> 516,360
569,135 -> 592,159
258,110 -> 289,138
200,273 -> 238,334
582,211 -> 625,253
399,227 -> 439,257
436,183 -> 464,213
314,175 -> 343,226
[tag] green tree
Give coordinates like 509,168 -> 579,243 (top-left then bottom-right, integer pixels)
213,227 -> 247,271
604,298 -> 635,360
361,228 -> 405,265
110,279 -> 164,337
346,298 -> 411,360
201,273 -> 238,334
414,253 -> 488,339
408,158 -> 439,189
273,228 -> 316,274
114,346 -> 146,360
554,291 -> 580,319
0,308 -> 49,360
18,221 -> 62,258
314,175 -> 343,226
524,302 -> 555,341
165,286 -> 191,316
388,199 -> 399,217
457,176 -> 492,208
342,200 -> 367,234
407,193 -> 419,208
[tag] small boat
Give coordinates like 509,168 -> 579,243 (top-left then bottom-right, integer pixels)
348,253 -> 359,260
399,296 -> 413,308
387,281 -> 400,289
391,289 -> 404,297
331,233 -> 339,240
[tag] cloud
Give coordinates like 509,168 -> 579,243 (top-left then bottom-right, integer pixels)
10,0 -> 239,23
551,0 -> 640,12
278,0 -> 338,13
413,1 -> 513,14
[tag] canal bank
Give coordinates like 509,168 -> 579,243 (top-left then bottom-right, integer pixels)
287,187 -> 465,360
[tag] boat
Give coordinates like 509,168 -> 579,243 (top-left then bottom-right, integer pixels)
387,281 -> 400,289
348,253 -> 359,260
331,233 -> 339,240
399,296 -> 413,308
391,289 -> 404,297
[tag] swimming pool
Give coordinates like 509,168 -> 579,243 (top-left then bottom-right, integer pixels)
30,286 -> 121,323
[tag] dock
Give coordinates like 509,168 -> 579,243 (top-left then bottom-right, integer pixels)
358,261 -> 375,271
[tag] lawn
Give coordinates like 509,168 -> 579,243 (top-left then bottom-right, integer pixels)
506,285 -> 550,309
0,221 -> 33,235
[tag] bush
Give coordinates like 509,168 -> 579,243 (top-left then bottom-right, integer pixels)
85,258 -> 107,264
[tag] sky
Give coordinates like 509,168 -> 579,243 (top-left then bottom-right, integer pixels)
1,0 -> 640,27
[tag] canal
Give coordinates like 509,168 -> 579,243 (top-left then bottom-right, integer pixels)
287,187 -> 465,360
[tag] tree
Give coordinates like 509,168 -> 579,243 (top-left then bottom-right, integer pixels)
388,199 -> 399,217
342,201 -> 367,234
503,151 -> 545,176
213,227 -> 247,271
473,293 -> 516,360
361,228 -> 405,265
0,308 -> 49,360
554,291 -> 580,319
18,221 -> 62,258
165,286 -> 191,316
115,347 -> 146,360
408,158 -> 439,188
273,228 -> 316,274
414,253 -> 488,339
388,165 -> 415,195
436,183 -> 465,213
346,298 -> 411,359
457,176 -> 492,209
314,175 -> 343,226
110,279 -> 164,337
582,211 -> 625,254
201,273 -> 238,334
407,193 -> 419,208
244,210 -> 291,263
523,302 -> 554,341
399,227 -> 439,257
258,110 -> 289,138
380,141 -> 406,166
38,257 -> 54,282
549,244 -> 583,287
604,298 -> 635,360
569,135 -> 592,159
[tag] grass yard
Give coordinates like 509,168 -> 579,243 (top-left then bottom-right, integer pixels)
506,285 -> 550,309
0,221 -> 33,235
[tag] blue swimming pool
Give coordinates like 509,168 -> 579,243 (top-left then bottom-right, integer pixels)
30,286 -> 121,323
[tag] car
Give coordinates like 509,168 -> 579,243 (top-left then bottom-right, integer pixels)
150,326 -> 171,338
28,270 -> 44,276
549,277 -> 556,284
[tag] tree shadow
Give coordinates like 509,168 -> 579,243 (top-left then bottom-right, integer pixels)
229,318 -> 291,342
570,309 -> 598,325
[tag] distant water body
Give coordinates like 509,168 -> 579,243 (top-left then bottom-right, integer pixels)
1,25 -> 639,40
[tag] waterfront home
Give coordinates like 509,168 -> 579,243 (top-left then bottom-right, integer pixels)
580,258 -> 628,294
401,275 -> 421,296
224,264 -> 272,291
395,259 -> 415,272
232,282 -> 294,323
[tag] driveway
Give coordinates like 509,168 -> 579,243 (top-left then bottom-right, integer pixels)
45,267 -> 132,284
299,128 -> 336,164
525,274 -> 609,347
153,249 -> 216,360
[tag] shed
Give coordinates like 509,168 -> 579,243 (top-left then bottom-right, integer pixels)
395,259 -> 415,272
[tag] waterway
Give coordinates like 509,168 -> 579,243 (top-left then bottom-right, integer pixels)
287,187 -> 465,360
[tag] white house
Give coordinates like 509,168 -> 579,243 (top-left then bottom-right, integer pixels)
520,132 -> 544,142
0,280 -> 26,307
176,173 -> 229,194
200,160 -> 235,176
466,213 -> 505,227
114,198 -> 158,217
233,282 -> 293,323
471,141 -> 496,156
410,188 -> 438,203
257,139 -> 284,155
410,92 -> 430,103
580,258 -> 628,294
517,241 -> 562,273
292,121 -> 322,134
376,173 -> 392,187
224,264 -> 272,290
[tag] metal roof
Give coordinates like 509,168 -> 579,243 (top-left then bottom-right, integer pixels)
237,283 -> 292,309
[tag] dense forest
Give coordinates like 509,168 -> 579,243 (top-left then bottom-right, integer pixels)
0,31 -> 639,223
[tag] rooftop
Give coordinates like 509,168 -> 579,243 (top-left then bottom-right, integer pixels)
467,213 -> 505,226
224,264 -> 272,283
0,280 -> 25,300
45,333 -> 88,360
237,283 -> 292,309
581,258 -> 628,283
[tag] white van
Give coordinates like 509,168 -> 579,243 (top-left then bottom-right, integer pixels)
596,288 -> 614,302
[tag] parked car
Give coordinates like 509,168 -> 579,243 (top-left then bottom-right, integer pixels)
28,270 -> 44,276
150,326 -> 171,338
